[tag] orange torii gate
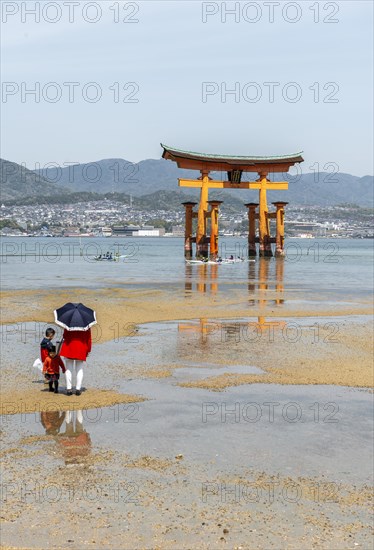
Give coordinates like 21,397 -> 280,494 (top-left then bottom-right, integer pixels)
161,144 -> 303,258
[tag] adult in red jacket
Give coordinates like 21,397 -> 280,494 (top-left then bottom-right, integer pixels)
60,329 -> 91,396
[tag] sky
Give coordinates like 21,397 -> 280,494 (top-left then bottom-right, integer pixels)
1,0 -> 373,176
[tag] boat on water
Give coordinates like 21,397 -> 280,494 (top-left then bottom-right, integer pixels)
186,259 -> 218,265
94,253 -> 126,262
94,256 -> 118,262
186,258 -> 254,265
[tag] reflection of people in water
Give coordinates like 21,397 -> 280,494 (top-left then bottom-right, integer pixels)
40,409 -> 92,464
57,410 -> 92,464
40,410 -> 66,435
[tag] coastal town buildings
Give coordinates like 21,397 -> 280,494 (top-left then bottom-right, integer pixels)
0,201 -> 372,238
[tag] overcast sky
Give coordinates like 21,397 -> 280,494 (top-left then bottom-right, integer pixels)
1,0 -> 373,175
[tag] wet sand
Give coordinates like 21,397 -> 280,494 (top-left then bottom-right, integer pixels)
1,381 -> 373,549
1,285 -> 373,549
1,286 -> 373,391
0,388 -> 145,416
1,286 -> 372,343
178,319 -> 374,390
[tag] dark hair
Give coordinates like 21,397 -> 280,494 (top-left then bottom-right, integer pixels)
49,345 -> 57,353
46,328 -> 55,337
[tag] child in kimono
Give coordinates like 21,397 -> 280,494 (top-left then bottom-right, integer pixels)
40,327 -> 56,362
43,346 -> 66,394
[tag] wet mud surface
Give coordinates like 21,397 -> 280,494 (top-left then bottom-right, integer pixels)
1,317 -> 373,549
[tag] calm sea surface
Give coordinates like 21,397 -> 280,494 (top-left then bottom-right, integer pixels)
1,237 -> 373,301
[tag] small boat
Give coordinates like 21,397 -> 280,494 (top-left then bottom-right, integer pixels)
185,259 -> 218,265
185,258 -> 254,265
94,253 -> 120,262
220,258 -> 246,264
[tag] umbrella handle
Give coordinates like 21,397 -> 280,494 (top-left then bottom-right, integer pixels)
56,338 -> 64,356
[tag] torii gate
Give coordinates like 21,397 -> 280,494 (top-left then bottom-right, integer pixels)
161,144 -> 303,258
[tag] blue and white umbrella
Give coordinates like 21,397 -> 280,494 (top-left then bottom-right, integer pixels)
54,302 -> 97,331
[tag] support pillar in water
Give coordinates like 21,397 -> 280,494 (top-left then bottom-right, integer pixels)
272,201 -> 288,257
245,202 -> 259,256
258,172 -> 273,257
208,200 -> 222,260
196,170 -> 210,258
182,201 -> 197,259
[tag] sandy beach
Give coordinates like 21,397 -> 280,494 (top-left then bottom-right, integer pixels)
1,277 -> 373,549
1,285 -> 373,402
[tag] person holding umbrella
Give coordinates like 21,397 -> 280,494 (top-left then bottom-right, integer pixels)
54,303 -> 97,396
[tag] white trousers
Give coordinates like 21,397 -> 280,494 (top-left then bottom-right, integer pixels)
64,359 -> 84,390
65,409 -> 83,425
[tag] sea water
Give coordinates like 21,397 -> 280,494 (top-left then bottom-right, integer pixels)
1,237 -> 373,302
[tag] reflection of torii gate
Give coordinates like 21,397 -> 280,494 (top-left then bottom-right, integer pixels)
179,258 -> 286,340
178,316 -> 287,343
185,263 -> 218,295
248,255 -> 285,307
161,144 -> 303,258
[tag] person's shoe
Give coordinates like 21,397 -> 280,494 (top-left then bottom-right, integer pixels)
75,390 -> 81,396
49,387 -> 54,392
54,389 -> 59,394
66,390 -> 73,396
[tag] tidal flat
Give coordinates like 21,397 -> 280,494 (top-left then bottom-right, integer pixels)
1,239 -> 373,549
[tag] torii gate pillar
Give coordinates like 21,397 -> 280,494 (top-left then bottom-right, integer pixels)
208,200 -> 223,260
259,172 -> 273,257
196,170 -> 210,258
244,202 -> 258,257
272,201 -> 288,257
182,201 -> 197,259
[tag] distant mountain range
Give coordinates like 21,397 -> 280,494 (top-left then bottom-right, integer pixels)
0,159 -> 70,202
1,157 -> 373,207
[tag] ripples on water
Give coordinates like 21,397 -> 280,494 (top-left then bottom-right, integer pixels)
1,237 -> 373,298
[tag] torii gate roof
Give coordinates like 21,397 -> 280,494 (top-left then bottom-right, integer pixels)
161,143 -> 304,172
